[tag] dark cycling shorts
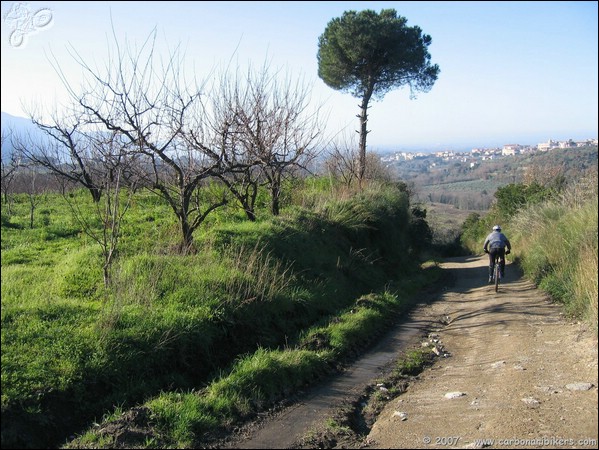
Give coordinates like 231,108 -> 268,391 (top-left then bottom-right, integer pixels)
489,247 -> 506,264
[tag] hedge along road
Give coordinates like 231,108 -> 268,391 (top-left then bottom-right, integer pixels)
222,255 -> 598,449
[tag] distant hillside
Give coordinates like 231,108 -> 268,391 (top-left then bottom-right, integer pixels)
389,145 -> 598,211
1,112 -> 43,161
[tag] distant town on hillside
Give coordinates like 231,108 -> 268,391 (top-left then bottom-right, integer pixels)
379,138 -> 597,211
379,138 -> 599,166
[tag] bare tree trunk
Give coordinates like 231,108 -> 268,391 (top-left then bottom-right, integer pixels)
24,167 -> 43,229
29,197 -> 35,229
270,177 -> 281,216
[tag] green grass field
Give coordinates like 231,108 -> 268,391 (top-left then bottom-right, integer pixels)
2,179 -> 442,449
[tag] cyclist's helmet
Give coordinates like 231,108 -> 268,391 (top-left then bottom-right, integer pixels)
493,225 -> 501,231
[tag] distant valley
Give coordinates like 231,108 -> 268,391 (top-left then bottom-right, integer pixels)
383,144 -> 598,210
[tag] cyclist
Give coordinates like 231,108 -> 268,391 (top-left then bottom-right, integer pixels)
483,225 -> 512,284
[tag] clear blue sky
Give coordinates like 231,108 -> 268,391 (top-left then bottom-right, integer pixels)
1,1 -> 597,152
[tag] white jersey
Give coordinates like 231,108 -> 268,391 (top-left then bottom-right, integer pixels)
484,231 -> 511,250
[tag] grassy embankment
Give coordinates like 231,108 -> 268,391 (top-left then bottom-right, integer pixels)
1,178 -> 442,449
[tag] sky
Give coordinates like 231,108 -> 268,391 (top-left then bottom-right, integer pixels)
1,1 -> 597,152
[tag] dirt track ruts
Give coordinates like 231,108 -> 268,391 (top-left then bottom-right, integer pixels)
223,255 -> 598,449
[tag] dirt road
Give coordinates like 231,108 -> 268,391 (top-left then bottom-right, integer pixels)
223,255 -> 598,449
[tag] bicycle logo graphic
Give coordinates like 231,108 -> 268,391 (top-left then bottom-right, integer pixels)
4,2 -> 53,48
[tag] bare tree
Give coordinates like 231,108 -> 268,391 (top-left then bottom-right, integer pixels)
178,67 -> 257,219
216,66 -> 269,221
193,64 -> 267,221
1,128 -> 22,215
364,151 -> 393,183
15,105 -> 105,203
236,65 -> 325,216
63,131 -> 139,287
325,130 -> 360,188
523,163 -> 566,191
12,162 -> 46,229
183,62 -> 327,220
325,131 -> 393,189
53,28 -> 228,253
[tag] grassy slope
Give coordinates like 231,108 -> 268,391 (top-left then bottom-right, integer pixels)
2,181 -> 440,449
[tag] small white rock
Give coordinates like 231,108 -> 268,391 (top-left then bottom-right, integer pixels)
444,391 -> 466,399
521,397 -> 540,407
566,382 -> 594,391
392,411 -> 408,420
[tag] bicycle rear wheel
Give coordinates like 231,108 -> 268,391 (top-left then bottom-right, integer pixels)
494,258 -> 500,292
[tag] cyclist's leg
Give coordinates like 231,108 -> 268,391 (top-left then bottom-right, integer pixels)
499,248 -> 506,277
488,249 -> 496,282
